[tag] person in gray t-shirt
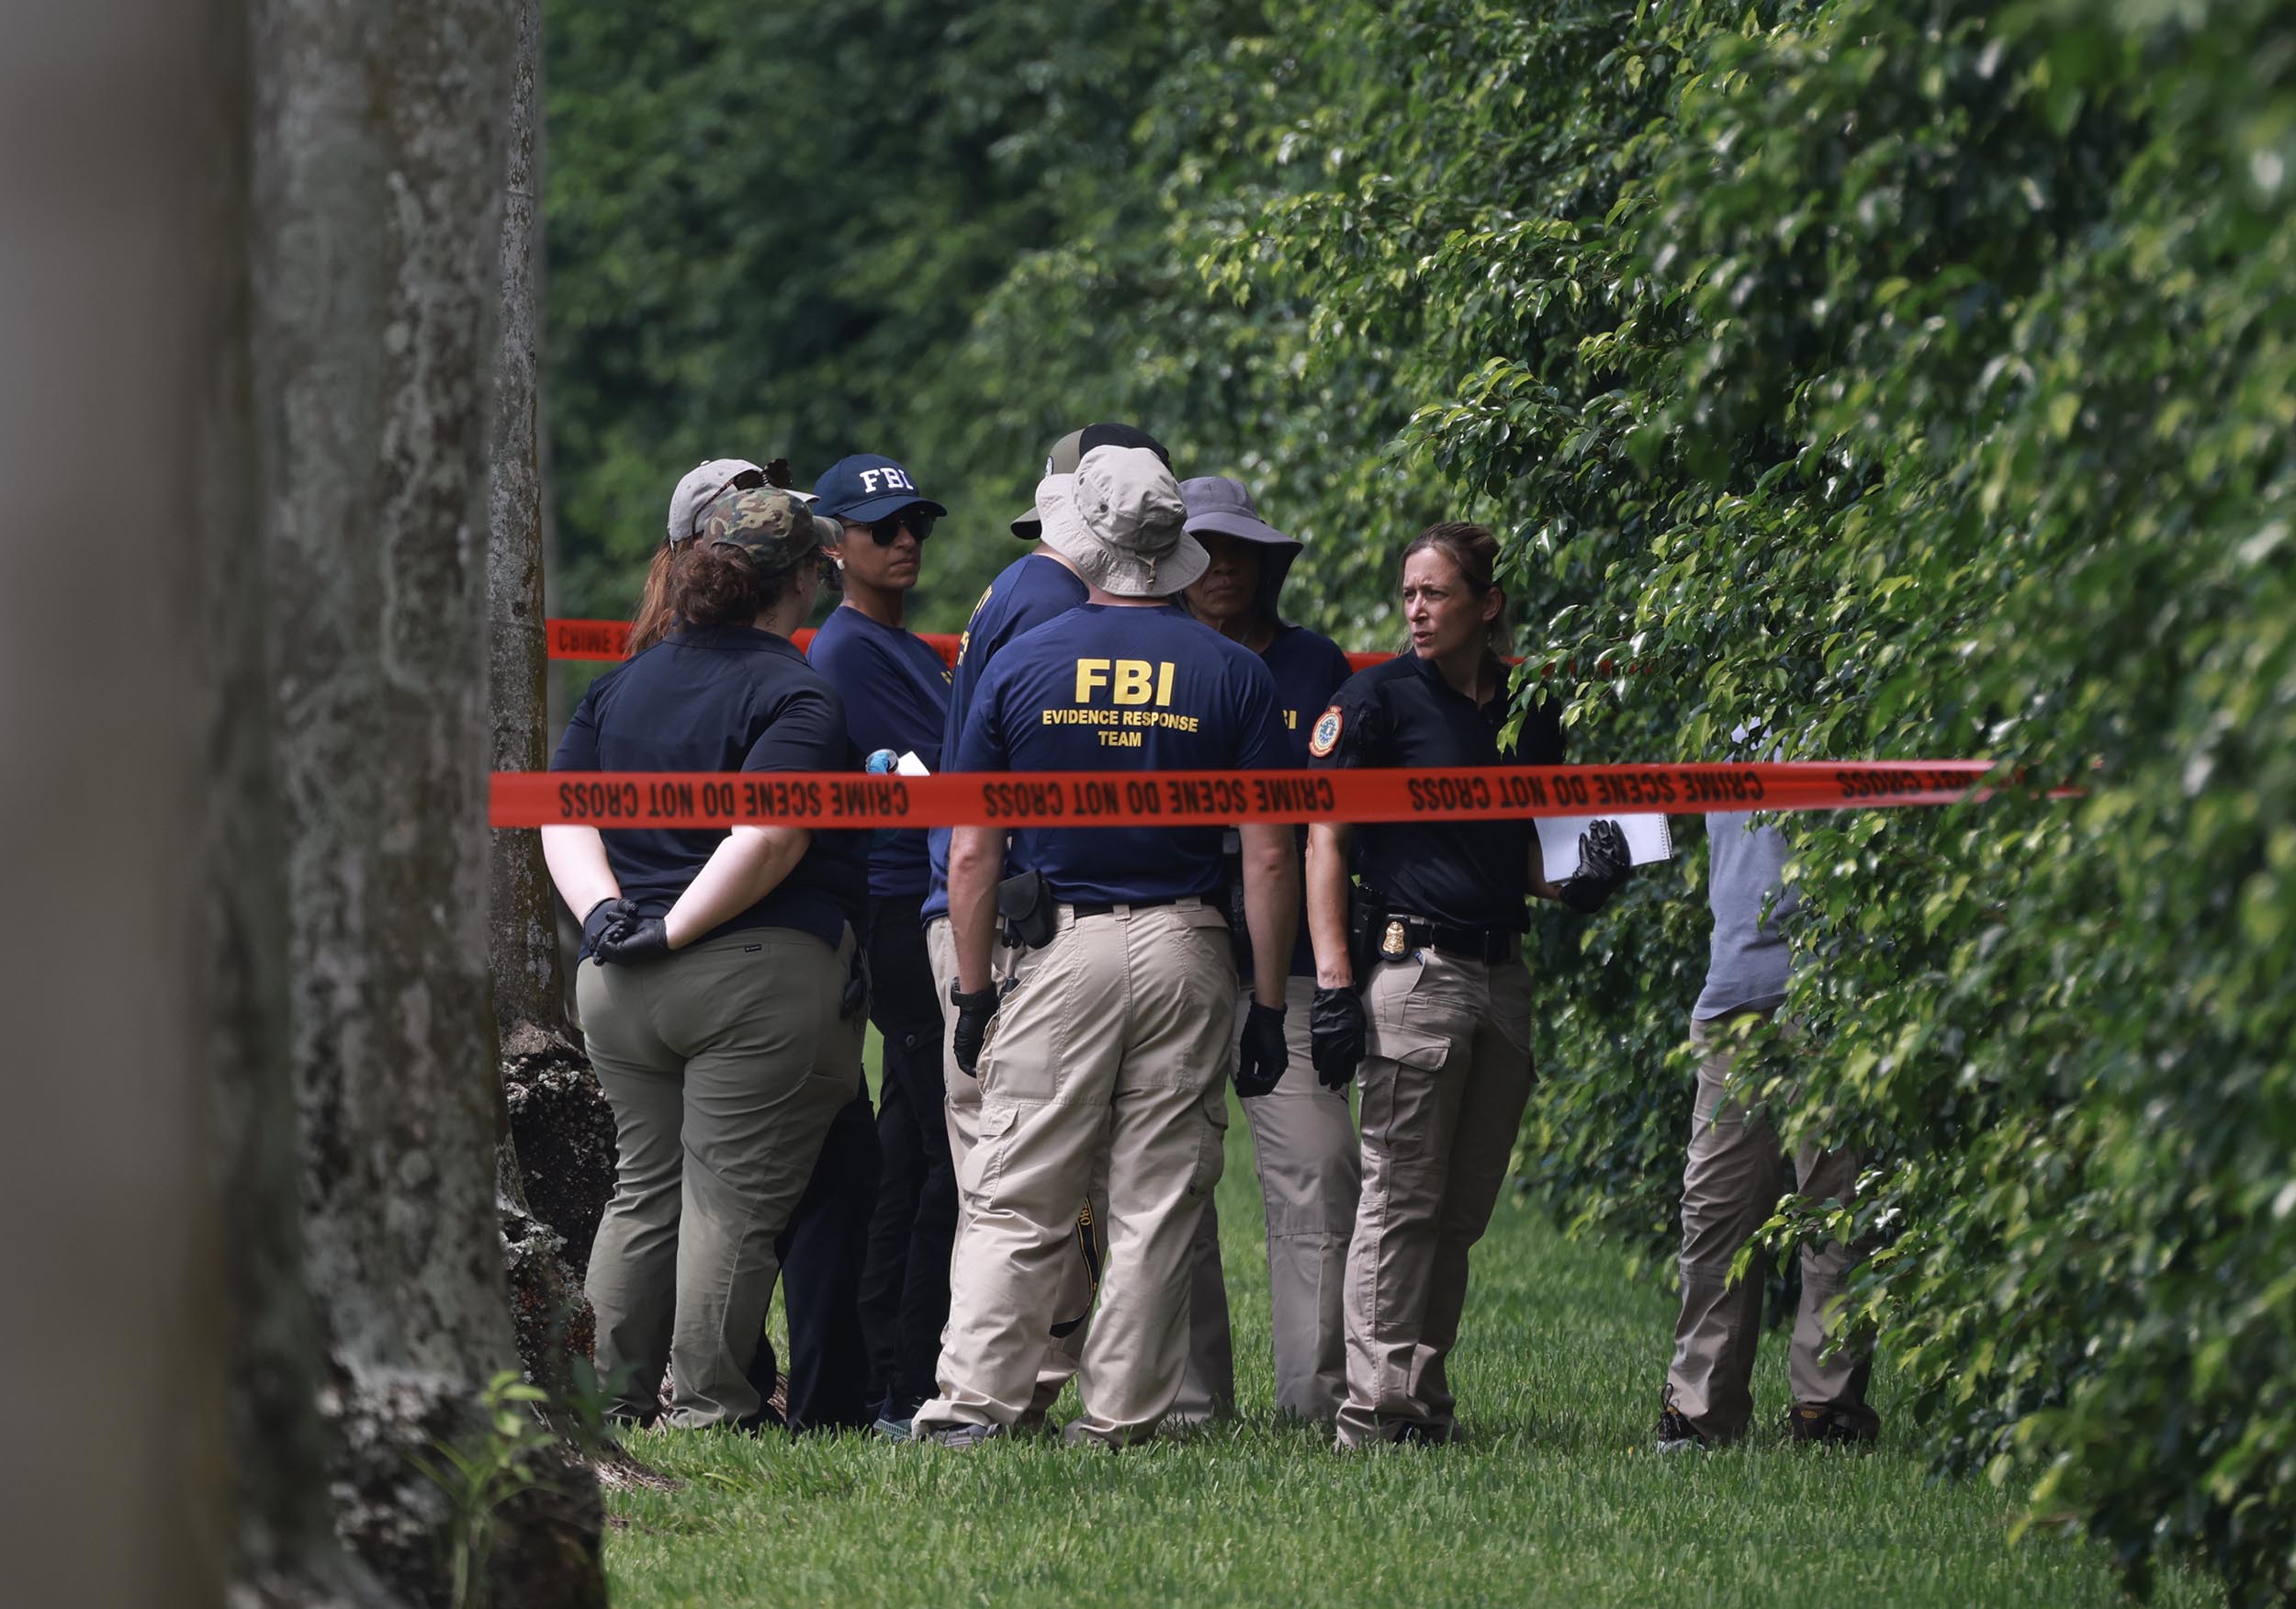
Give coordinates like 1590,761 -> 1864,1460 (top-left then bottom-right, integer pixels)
1654,808 -> 1880,1451
1694,810 -> 1796,1019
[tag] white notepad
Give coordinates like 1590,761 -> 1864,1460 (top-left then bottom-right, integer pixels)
1535,813 -> 1675,883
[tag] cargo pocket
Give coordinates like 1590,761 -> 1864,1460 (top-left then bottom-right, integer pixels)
1358,1022 -> 1456,1160
967,1099 -> 1019,1204
1366,1022 -> 1455,1080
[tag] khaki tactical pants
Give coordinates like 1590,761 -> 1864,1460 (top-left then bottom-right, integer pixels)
579,925 -> 861,1428
1180,975 -> 1358,1422
1667,1012 -> 1876,1440
918,900 -> 1235,1446
1336,947 -> 1534,1447
926,915 -> 1092,1418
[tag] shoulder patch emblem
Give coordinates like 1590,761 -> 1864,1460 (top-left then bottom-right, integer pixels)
1308,705 -> 1345,759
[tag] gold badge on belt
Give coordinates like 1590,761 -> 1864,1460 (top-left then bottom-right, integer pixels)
1380,920 -> 1409,959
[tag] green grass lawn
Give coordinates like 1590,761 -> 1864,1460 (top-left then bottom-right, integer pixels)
603,1057 -> 2220,1609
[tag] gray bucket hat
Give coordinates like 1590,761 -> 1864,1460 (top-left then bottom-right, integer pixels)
1036,445 -> 1207,597
1180,475 -> 1302,622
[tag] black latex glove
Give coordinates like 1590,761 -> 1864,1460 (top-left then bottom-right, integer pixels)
840,951 -> 872,1022
1311,985 -> 1367,1092
580,896 -> 638,956
1233,1001 -> 1290,1098
1557,818 -> 1634,915
950,982 -> 1000,1078
594,916 -> 671,965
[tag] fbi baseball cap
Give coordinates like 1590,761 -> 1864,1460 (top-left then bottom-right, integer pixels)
812,453 -> 949,526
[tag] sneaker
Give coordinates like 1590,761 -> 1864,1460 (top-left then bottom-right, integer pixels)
920,1421 -> 1005,1449
871,1414 -> 915,1443
1656,1387 -> 1706,1454
1787,1402 -> 1878,1447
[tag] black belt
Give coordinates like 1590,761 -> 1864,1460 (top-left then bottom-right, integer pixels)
1383,914 -> 1521,965
1067,895 -> 1202,921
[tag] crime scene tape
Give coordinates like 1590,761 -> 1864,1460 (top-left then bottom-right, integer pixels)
490,760 -> 2005,830
546,616 -> 1392,673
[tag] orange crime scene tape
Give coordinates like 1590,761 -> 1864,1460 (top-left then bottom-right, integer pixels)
491,762 -> 2007,830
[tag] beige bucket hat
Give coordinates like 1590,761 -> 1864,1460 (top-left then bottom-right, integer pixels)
1034,444 -> 1208,597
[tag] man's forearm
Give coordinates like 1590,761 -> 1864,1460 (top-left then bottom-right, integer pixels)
1239,824 -> 1298,1009
1305,823 -> 1356,989
949,826 -> 1002,995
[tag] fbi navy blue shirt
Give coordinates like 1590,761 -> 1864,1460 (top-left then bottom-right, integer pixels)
922,552 -> 1090,921
952,604 -> 1290,906
1255,624 -> 1355,977
551,626 -> 865,952
1308,652 -> 1565,932
806,604 -> 951,901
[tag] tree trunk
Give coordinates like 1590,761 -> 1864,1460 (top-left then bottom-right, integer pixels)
206,11 -> 406,1604
486,0 -> 619,1381
252,2 -> 605,1604
489,0 -> 568,1047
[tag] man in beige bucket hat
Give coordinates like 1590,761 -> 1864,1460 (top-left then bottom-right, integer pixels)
913,446 -> 1300,1446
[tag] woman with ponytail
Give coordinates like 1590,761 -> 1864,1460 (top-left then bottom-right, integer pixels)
544,485 -> 869,1430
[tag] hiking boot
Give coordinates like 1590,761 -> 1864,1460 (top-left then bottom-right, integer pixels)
1656,1387 -> 1707,1454
920,1421 -> 1005,1449
1786,1401 -> 1878,1447
871,1414 -> 915,1443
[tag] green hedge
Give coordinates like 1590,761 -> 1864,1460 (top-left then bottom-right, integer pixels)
1216,0 -> 2294,1598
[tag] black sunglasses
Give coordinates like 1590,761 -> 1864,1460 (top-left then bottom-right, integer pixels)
849,506 -> 937,546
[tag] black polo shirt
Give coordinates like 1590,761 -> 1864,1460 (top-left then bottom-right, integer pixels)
1306,652 -> 1564,932
551,626 -> 865,952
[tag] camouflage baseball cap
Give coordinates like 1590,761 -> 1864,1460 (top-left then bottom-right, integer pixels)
697,488 -> 839,574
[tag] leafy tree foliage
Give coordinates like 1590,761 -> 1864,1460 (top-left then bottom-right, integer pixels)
546,0 -> 1325,632
1221,0 -> 2293,1598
